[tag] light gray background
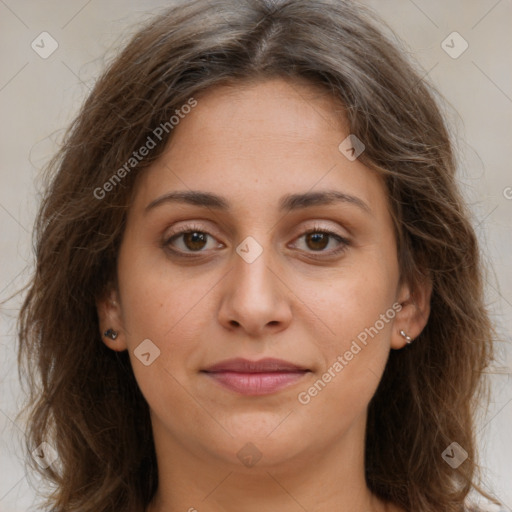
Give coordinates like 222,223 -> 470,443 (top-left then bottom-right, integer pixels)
0,1 -> 511,511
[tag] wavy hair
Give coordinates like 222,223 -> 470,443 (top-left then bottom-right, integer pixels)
18,0 -> 496,510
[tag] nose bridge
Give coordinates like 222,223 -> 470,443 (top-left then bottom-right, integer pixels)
217,233 -> 292,334
233,236 -> 278,305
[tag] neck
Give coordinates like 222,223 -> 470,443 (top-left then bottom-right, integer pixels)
146,412 -> 394,512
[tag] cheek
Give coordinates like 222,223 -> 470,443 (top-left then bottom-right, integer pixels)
117,236 -> 217,345
116,253 -> 215,429
296,255 -> 398,412
115,241 -> 218,397
305,251 -> 398,346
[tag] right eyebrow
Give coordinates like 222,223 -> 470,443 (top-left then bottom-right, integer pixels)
145,190 -> 229,213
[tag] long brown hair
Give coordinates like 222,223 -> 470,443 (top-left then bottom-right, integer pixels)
18,1 -> 497,510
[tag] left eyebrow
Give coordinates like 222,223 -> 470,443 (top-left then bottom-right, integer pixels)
144,189 -> 372,215
278,190 -> 371,215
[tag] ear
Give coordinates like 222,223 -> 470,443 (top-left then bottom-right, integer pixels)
96,287 -> 128,351
391,273 -> 432,350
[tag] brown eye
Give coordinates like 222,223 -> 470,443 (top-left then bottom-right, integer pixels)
291,228 -> 349,258
165,231 -> 210,252
182,231 -> 208,251
305,232 -> 329,251
165,228 -> 221,254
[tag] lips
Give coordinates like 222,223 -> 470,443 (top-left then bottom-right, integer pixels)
201,358 -> 310,396
203,357 -> 309,373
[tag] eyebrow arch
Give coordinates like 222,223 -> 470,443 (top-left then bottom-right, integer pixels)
145,190 -> 371,214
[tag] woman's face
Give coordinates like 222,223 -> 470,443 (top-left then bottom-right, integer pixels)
100,78 -> 428,471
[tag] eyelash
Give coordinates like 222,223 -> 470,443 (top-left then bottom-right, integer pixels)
163,223 -> 350,259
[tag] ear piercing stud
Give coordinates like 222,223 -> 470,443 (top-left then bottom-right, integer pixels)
400,330 -> 413,344
104,328 -> 118,340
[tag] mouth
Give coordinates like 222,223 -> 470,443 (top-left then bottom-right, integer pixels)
201,358 -> 311,396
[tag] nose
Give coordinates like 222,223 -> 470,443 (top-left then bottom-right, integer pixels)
217,244 -> 293,337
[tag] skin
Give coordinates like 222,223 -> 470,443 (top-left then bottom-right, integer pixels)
98,77 -> 431,512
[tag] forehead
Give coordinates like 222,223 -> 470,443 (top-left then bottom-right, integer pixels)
171,77 -> 349,157
131,77 -> 389,218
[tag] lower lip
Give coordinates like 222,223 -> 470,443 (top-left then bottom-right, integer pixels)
203,371 -> 309,395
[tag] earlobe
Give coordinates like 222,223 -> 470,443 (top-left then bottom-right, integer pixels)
399,330 -> 413,344
391,274 -> 432,350
103,328 -> 119,340
96,289 -> 128,351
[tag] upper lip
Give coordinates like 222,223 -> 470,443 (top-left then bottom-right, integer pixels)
202,358 -> 310,373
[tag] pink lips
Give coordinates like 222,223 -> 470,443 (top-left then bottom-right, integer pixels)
202,358 -> 310,396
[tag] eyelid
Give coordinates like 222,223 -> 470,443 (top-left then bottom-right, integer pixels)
297,219 -> 348,237
292,220 -> 349,240
163,220 -> 222,241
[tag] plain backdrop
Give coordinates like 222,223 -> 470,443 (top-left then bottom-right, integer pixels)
1,1 -> 511,511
